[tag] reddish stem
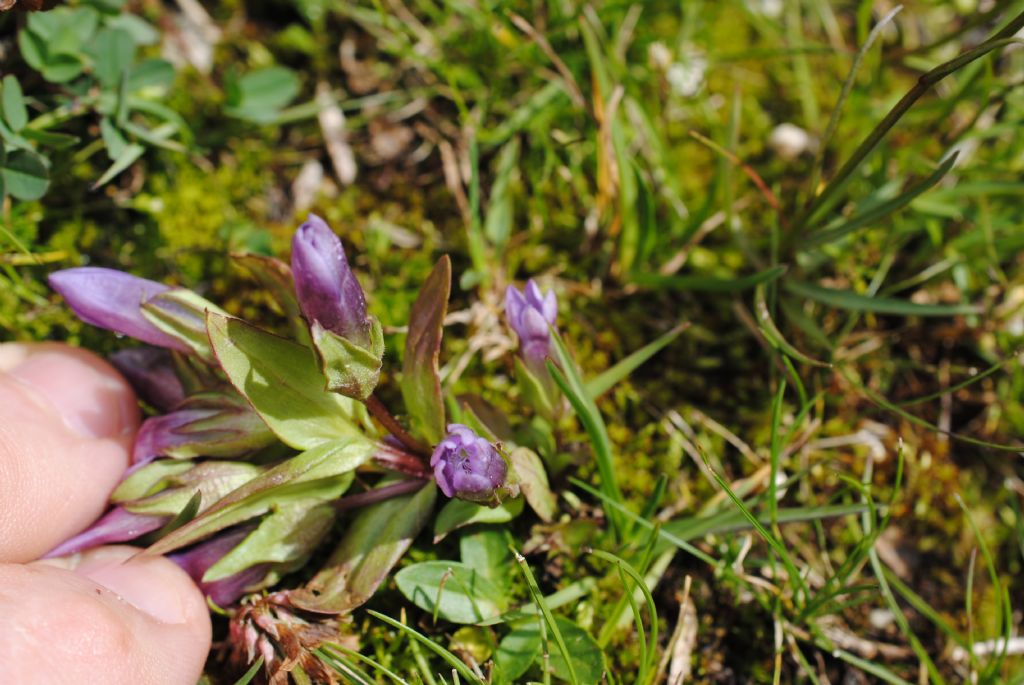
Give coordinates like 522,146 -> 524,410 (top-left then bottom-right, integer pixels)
365,394 -> 431,458
372,443 -> 432,479
332,478 -> 429,513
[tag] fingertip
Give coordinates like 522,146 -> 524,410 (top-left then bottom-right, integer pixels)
3,342 -> 140,439
0,343 -> 140,562
3,546 -> 213,684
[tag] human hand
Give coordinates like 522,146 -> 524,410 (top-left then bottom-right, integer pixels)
0,343 -> 211,684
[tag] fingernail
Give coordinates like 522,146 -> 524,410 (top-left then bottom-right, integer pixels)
76,555 -> 192,625
5,346 -> 137,439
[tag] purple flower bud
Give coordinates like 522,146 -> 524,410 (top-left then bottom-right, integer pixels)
131,393 -> 276,466
505,280 -> 557,366
169,527 -> 269,606
109,348 -> 185,412
132,409 -> 217,466
430,424 -> 509,504
48,267 -> 190,351
291,214 -> 371,347
44,506 -> 167,558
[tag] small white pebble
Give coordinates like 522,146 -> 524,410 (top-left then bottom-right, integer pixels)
666,50 -> 707,98
769,123 -> 813,160
869,608 -> 895,630
648,42 -> 672,70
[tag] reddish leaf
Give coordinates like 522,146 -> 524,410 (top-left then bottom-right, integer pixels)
401,256 -> 450,445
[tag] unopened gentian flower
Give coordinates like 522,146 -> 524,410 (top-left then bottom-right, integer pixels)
46,460 -> 262,557
291,214 -> 371,348
109,348 -> 186,412
431,424 -> 512,505
48,268 -> 190,351
505,279 -> 558,368
169,526 -> 269,606
131,392 -> 275,466
45,506 -> 168,558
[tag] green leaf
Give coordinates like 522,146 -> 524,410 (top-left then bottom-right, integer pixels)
225,67 -> 301,123
783,280 -> 980,316
312,318 -> 383,401
632,265 -> 787,292
584,322 -> 687,399
483,138 -> 519,251
459,528 -> 512,590
127,58 -> 175,92
145,440 -> 371,557
754,284 -> 830,367
804,154 -> 958,248
99,117 -> 128,158
230,253 -> 308,343
93,142 -> 144,188
2,149 -> 49,201
143,290 -> 228,361
507,447 -> 556,523
42,54 -> 86,84
21,128 -> 79,149
104,13 -> 161,46
395,560 -> 507,624
501,617 -> 605,685
18,30 -> 47,72
401,256 -> 450,445
89,27 -> 136,89
514,356 -> 554,419
2,75 -> 28,132
547,330 -> 625,538
494,624 -> 542,681
206,312 -> 370,450
205,500 -> 335,582
434,496 -> 523,542
289,480 -> 436,613
367,610 -> 485,685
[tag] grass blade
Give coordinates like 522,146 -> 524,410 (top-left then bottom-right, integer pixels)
584,322 -> 688,399
367,610 -> 484,685
784,280 -> 979,316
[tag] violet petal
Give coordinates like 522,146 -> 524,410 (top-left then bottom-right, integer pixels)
44,506 -> 167,558
291,214 -> 371,346
109,348 -> 185,412
49,268 -> 190,351
430,423 -> 508,503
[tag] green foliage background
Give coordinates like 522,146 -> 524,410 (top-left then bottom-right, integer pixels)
2,0 -> 1024,682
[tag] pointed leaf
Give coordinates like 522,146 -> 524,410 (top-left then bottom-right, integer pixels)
507,447 -> 556,523
584,322 -> 687,399
784,280 -> 979,316
401,256 -> 450,445
144,439 -> 371,557
289,480 -> 436,613
206,312 -> 369,449
2,75 -> 28,132
805,154 -> 958,248
754,284 -> 830,367
434,496 -> 523,542
93,142 -> 144,188
204,501 -> 335,582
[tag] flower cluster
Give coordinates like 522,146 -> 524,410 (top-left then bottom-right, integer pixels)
45,214 -> 543,622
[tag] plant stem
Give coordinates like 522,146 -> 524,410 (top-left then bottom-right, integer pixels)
332,478 -> 429,513
372,442 -> 432,479
365,394 -> 432,457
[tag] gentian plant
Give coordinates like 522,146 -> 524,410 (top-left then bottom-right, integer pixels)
45,214 -> 584,681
